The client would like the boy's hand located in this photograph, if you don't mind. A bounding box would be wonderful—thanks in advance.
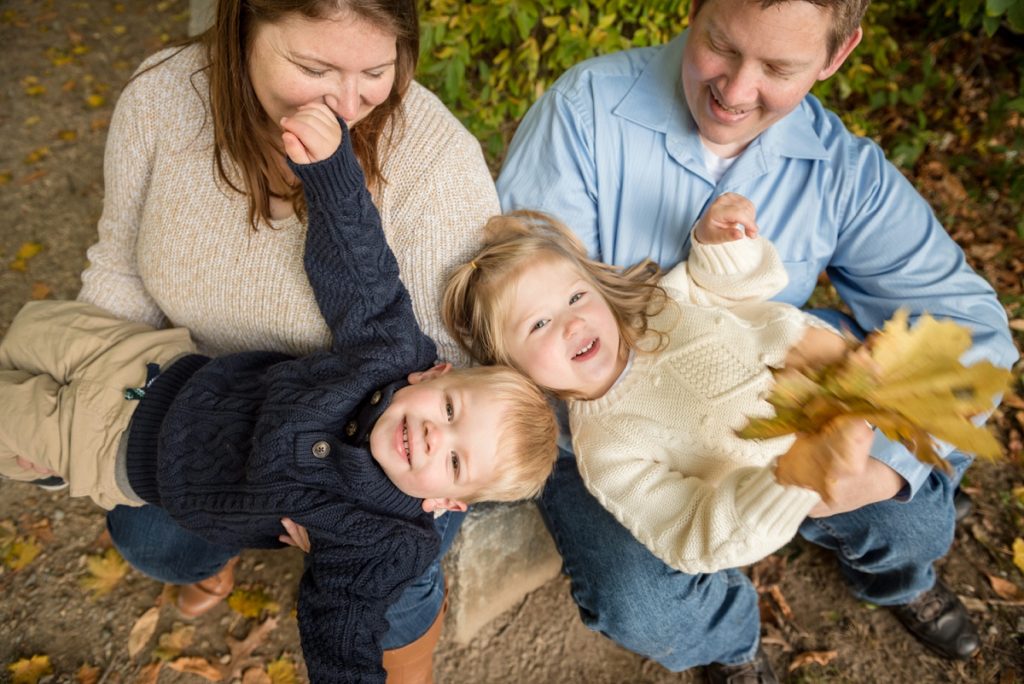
[774,417,875,507]
[694,192,759,244]
[281,102,342,165]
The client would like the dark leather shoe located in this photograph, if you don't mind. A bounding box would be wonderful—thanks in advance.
[176,556,239,618]
[890,581,980,660]
[953,487,972,523]
[705,645,778,684]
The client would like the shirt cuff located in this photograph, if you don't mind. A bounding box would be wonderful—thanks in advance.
[870,430,934,500]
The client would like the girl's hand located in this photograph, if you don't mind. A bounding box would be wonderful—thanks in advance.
[694,192,759,244]
[278,517,312,553]
[280,102,342,165]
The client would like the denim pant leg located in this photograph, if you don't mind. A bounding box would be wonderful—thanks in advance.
[538,448,761,670]
[381,508,465,649]
[107,504,238,583]
[109,502,466,650]
[798,453,967,606]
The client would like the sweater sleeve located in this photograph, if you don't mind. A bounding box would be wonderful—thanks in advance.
[77,53,168,327]
[290,130,437,371]
[659,236,789,307]
[572,416,820,575]
[296,508,440,683]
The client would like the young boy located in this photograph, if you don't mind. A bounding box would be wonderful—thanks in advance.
[0,104,558,682]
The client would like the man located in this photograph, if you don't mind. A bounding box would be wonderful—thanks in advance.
[497,0,1018,681]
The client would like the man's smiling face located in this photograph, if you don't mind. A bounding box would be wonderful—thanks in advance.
[681,0,860,158]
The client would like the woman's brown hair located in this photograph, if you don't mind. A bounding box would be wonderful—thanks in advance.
[158,0,418,230]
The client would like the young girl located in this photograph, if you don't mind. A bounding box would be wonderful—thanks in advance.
[443,196,872,575]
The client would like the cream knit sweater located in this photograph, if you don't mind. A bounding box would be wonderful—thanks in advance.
[571,236,825,575]
[78,45,497,364]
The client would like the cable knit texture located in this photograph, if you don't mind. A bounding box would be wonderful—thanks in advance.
[571,236,823,575]
[77,44,497,364]
[123,135,440,683]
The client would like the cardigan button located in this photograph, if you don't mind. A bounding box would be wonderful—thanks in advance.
[370,390,382,405]
[312,440,331,458]
[345,421,358,437]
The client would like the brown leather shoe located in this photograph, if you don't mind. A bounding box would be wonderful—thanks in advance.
[176,556,239,618]
[381,584,448,684]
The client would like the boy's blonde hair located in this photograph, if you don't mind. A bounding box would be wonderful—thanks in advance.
[447,365,558,502]
[443,210,669,397]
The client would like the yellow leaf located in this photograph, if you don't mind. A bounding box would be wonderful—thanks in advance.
[1012,486,1024,506]
[266,657,298,684]
[127,607,160,659]
[1013,538,1024,576]
[23,116,41,127]
[23,147,50,165]
[79,547,128,597]
[10,242,44,272]
[85,94,105,108]
[57,129,78,141]
[8,655,52,684]
[0,171,11,185]
[72,44,89,55]
[153,623,195,661]
[227,586,281,618]
[4,536,42,571]
[737,311,1012,467]
[112,24,126,35]
[24,84,46,96]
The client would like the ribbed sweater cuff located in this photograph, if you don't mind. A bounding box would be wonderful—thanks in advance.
[689,235,764,275]
[288,122,366,208]
[732,466,820,540]
[125,354,210,506]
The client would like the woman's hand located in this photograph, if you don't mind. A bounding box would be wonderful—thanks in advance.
[278,517,312,553]
[280,102,342,165]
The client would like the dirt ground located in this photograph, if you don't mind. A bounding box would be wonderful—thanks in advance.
[1,1,1023,683]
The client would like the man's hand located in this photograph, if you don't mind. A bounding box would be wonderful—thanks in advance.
[805,457,905,517]
[775,417,877,507]
[694,192,759,244]
[280,102,342,165]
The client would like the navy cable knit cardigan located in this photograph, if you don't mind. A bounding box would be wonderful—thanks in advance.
[123,128,441,683]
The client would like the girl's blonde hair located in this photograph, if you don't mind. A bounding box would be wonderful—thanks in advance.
[443,210,669,396]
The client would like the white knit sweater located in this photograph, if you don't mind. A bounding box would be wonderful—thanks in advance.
[570,236,825,575]
[78,45,498,364]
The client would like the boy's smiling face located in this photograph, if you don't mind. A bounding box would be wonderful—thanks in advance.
[369,364,503,512]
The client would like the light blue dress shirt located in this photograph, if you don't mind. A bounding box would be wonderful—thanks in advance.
[498,32,1017,498]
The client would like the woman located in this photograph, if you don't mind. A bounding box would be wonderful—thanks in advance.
[76,0,497,679]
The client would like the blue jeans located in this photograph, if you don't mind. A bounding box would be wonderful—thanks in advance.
[107,503,464,648]
[538,310,966,670]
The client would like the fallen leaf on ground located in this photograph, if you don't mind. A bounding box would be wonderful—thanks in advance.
[223,617,280,680]
[7,655,52,684]
[153,623,195,661]
[75,663,101,684]
[228,586,281,618]
[1013,538,1024,575]
[4,536,42,571]
[787,650,838,672]
[769,585,795,621]
[135,662,162,684]
[30,282,52,300]
[79,547,128,597]
[266,657,298,684]
[987,574,1023,600]
[9,242,44,271]
[167,657,222,682]
[242,668,272,684]
[127,607,160,658]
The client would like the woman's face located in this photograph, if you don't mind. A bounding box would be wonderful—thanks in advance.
[248,11,398,130]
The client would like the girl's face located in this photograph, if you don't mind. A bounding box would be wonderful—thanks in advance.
[248,11,397,131]
[502,257,627,400]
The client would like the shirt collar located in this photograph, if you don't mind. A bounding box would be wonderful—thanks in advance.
[612,30,829,164]
[343,377,410,447]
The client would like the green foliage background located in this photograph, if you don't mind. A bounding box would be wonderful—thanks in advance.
[417,0,1024,226]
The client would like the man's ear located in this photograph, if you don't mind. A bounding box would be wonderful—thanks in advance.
[407,362,454,386]
[421,497,469,513]
[818,26,863,81]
